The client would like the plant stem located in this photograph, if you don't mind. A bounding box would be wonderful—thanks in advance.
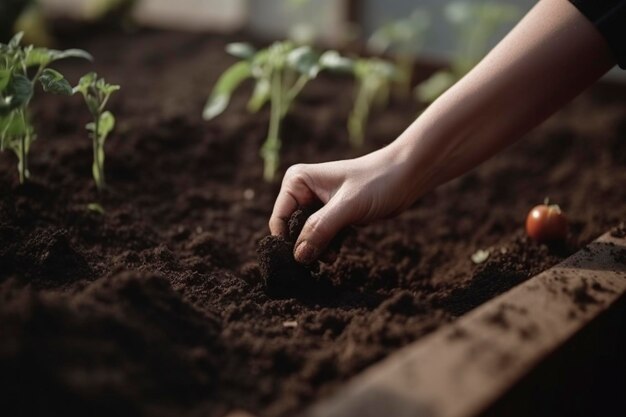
[93,114,104,191]
[286,73,309,109]
[19,110,27,184]
[262,69,283,182]
[19,134,25,184]
[395,55,413,99]
[348,78,370,148]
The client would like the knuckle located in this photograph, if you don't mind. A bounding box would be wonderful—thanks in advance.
[285,164,308,183]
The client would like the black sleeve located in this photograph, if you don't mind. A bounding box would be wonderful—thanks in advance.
[569,0,626,68]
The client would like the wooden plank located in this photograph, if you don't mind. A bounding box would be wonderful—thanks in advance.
[305,231,626,417]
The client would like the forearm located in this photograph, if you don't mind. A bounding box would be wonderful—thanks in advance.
[388,0,615,201]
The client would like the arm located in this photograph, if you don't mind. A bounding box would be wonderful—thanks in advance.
[270,0,616,264]
[388,0,615,196]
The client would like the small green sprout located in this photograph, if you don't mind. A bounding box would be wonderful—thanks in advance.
[87,202,106,215]
[0,32,92,183]
[347,58,397,148]
[368,10,430,98]
[416,1,519,103]
[204,41,350,181]
[74,72,119,191]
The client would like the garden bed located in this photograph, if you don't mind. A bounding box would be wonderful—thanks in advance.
[1,28,625,417]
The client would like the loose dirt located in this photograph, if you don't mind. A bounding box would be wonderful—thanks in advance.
[0,27,624,417]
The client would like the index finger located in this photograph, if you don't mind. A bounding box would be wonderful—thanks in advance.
[269,171,317,236]
[269,190,299,237]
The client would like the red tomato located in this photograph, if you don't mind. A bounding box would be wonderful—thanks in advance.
[525,204,568,242]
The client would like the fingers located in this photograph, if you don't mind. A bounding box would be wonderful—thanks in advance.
[269,191,298,237]
[269,165,317,237]
[294,195,354,264]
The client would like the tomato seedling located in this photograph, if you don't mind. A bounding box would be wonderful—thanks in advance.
[0,32,92,183]
[74,72,120,191]
[347,57,397,148]
[203,41,350,181]
[416,1,519,103]
[526,201,568,243]
[368,9,430,98]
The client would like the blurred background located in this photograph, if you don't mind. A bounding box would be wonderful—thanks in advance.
[3,0,624,80]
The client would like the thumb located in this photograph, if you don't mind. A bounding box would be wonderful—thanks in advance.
[293,197,354,264]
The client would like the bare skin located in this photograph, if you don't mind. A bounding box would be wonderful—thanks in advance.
[269,0,616,264]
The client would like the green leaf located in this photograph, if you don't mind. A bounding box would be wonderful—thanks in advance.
[415,70,456,103]
[0,111,29,152]
[39,68,73,95]
[74,71,97,95]
[86,96,100,116]
[247,78,270,113]
[25,47,93,68]
[50,48,93,62]
[226,42,256,59]
[0,112,27,139]
[203,60,252,120]
[97,111,115,139]
[101,82,120,96]
[319,51,354,73]
[8,32,24,49]
[24,48,53,67]
[353,58,396,81]
[7,75,33,109]
[287,46,320,78]
[0,70,11,92]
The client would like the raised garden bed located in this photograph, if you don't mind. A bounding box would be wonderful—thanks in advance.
[307,230,626,417]
[0,28,625,417]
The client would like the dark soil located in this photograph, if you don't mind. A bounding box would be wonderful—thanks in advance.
[0,27,625,417]
[258,208,320,297]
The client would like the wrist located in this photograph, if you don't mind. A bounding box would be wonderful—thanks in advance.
[383,117,449,202]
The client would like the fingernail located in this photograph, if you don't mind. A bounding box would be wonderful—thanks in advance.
[294,241,317,264]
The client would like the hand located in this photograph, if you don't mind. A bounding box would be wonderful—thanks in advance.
[269,146,417,264]
[270,0,615,265]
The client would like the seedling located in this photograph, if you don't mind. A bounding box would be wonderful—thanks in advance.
[0,32,92,183]
[416,1,519,103]
[74,72,119,191]
[203,41,351,181]
[347,58,397,148]
[368,10,430,98]
[87,202,106,215]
